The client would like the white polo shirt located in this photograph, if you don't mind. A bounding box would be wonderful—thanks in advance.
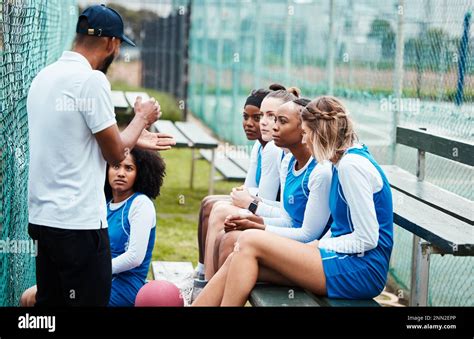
[27,51,116,230]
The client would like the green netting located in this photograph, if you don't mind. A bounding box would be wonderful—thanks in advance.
[188,0,473,306]
[0,0,77,307]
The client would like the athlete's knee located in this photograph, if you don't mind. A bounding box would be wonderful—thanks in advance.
[202,195,218,208]
[201,197,215,215]
[233,229,261,252]
[221,231,238,246]
[220,231,240,253]
[19,291,28,307]
[210,201,231,220]
[20,286,36,307]
[213,200,229,210]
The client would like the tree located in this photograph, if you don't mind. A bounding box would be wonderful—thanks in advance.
[404,28,451,98]
[368,18,396,59]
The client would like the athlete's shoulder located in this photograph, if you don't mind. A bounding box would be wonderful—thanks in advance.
[281,152,293,166]
[130,194,156,212]
[309,160,332,185]
[251,140,260,151]
[249,141,260,159]
[262,140,282,155]
[338,153,383,191]
[339,152,372,173]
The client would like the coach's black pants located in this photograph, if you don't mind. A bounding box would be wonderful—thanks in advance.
[28,223,112,307]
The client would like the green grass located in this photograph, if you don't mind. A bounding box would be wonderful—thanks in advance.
[149,148,238,273]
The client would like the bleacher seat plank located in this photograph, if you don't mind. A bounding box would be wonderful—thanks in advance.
[124,91,151,107]
[200,150,247,181]
[152,261,194,281]
[152,261,194,305]
[152,120,191,147]
[175,121,218,149]
[111,90,129,110]
[250,284,380,307]
[227,150,251,172]
[396,126,474,166]
[249,284,320,307]
[383,165,473,225]
[392,189,473,256]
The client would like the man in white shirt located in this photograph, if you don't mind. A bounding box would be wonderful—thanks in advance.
[27,4,174,306]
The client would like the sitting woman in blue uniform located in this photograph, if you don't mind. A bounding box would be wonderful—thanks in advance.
[20,148,166,307]
[192,96,393,306]
[200,85,285,280]
[212,97,333,271]
[195,87,276,280]
[105,148,165,307]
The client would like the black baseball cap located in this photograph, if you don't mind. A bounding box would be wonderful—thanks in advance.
[76,4,136,47]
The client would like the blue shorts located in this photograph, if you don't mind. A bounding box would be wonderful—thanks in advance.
[108,275,144,307]
[319,248,389,299]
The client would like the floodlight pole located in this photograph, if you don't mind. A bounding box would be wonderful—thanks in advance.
[254,1,262,89]
[391,0,405,164]
[327,0,335,95]
[284,0,293,85]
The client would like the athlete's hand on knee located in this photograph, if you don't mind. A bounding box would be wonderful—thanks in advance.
[246,214,264,225]
[134,96,161,128]
[224,215,265,232]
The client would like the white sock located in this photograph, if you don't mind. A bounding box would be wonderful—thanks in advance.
[196,262,205,274]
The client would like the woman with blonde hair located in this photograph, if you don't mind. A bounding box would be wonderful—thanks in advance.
[192,96,393,306]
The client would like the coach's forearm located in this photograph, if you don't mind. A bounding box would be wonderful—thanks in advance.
[119,115,148,151]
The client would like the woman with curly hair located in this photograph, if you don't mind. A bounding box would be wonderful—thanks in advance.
[20,148,166,307]
[105,148,165,306]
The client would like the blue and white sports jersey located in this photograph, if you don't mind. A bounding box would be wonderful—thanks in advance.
[327,145,393,257]
[255,144,262,186]
[262,155,332,242]
[283,155,317,228]
[318,144,393,299]
[246,141,282,201]
[107,193,155,306]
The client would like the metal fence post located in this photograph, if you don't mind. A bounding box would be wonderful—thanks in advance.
[208,148,216,195]
[327,0,335,95]
[391,0,405,165]
[410,125,430,306]
[410,237,431,306]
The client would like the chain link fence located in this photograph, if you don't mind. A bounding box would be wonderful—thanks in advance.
[188,0,473,306]
[0,0,77,306]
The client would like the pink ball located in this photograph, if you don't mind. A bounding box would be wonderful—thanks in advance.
[135,280,184,307]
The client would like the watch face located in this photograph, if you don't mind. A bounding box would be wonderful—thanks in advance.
[249,201,258,213]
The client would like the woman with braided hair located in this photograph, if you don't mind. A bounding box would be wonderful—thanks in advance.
[192,96,393,306]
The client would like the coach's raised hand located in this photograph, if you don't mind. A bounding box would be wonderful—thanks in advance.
[95,96,166,166]
[134,96,161,128]
[136,129,176,151]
